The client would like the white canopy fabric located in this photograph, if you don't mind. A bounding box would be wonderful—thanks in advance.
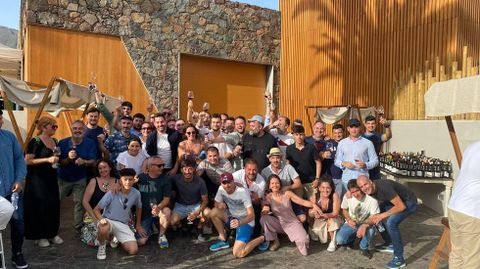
[315,106,376,123]
[425,75,480,117]
[0,75,121,116]
[0,47,22,79]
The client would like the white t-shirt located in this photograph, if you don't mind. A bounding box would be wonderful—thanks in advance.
[448,141,480,218]
[269,128,294,160]
[215,186,254,227]
[116,149,149,175]
[206,132,232,159]
[232,169,266,198]
[156,133,172,169]
[341,194,379,224]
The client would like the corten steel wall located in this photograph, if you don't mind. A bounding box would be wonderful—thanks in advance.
[280,0,480,129]
[24,25,151,139]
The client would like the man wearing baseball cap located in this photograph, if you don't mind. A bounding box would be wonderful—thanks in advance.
[242,115,277,171]
[334,119,378,191]
[208,172,266,257]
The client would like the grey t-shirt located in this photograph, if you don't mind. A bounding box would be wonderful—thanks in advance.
[261,163,299,187]
[197,159,233,185]
[98,189,142,225]
[372,179,417,204]
[172,175,208,205]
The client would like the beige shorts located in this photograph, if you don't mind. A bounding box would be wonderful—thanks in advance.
[99,219,136,243]
[310,217,342,243]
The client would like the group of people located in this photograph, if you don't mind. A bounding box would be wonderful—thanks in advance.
[0,96,420,269]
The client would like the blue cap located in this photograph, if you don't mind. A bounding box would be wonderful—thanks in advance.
[248,115,264,125]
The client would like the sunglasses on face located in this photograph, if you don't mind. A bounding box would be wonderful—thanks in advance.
[186,132,196,135]
[151,163,164,168]
[47,124,58,130]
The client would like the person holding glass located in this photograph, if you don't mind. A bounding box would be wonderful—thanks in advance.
[24,116,62,247]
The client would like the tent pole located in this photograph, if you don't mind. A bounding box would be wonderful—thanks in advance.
[23,77,58,150]
[1,90,24,146]
[306,107,313,134]
[445,116,463,167]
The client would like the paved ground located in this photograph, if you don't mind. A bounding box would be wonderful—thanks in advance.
[2,197,448,269]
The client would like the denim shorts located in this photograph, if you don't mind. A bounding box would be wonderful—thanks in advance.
[226,216,253,243]
[135,216,158,239]
[172,202,201,219]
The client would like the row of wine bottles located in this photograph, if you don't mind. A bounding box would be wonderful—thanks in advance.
[379,151,453,179]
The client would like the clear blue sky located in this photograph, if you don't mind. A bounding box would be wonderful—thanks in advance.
[0,0,278,30]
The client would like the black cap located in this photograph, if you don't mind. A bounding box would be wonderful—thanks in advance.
[348,118,361,127]
[120,115,133,121]
[365,115,376,122]
[292,125,305,134]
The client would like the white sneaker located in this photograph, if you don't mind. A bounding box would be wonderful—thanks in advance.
[97,244,107,260]
[109,236,119,248]
[327,240,337,252]
[38,239,50,247]
[51,235,64,245]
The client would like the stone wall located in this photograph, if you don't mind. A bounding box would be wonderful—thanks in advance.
[23,0,280,110]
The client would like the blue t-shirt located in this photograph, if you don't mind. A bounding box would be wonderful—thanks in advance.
[58,137,97,182]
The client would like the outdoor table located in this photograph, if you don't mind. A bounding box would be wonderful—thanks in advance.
[380,169,453,217]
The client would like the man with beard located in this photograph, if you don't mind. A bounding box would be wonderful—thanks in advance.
[232,159,266,237]
[205,114,232,160]
[208,116,246,148]
[145,112,182,175]
[84,107,105,141]
[242,115,277,171]
[170,158,210,241]
[58,120,97,232]
[224,117,235,134]
[267,115,294,159]
[105,115,137,165]
[130,113,146,137]
[357,175,417,268]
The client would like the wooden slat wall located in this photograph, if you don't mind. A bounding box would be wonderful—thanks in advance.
[280,0,480,128]
[24,25,152,139]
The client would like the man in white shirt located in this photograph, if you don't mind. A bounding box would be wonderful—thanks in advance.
[232,159,265,237]
[448,140,480,269]
[205,114,233,160]
[336,179,379,259]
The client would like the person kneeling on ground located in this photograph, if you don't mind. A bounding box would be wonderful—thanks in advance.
[336,179,379,259]
[208,172,265,258]
[93,168,143,260]
[260,174,322,255]
[170,158,210,241]
[309,177,342,252]
[135,156,172,249]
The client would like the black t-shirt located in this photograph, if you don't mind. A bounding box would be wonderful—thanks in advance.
[363,132,382,179]
[242,132,277,170]
[135,173,172,220]
[172,175,207,205]
[286,143,320,183]
[372,179,417,204]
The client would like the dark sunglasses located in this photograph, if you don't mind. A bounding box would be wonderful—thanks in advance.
[48,124,59,130]
[152,163,164,168]
[186,132,196,135]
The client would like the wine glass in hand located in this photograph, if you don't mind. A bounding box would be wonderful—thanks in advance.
[52,146,61,168]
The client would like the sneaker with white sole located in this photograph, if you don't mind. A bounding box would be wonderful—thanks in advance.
[327,240,337,252]
[375,243,394,253]
[97,244,107,260]
[197,233,207,242]
[109,237,119,248]
[51,236,64,245]
[158,234,169,248]
[11,253,28,269]
[37,239,50,247]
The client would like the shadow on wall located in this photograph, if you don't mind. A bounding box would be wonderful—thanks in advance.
[291,0,474,117]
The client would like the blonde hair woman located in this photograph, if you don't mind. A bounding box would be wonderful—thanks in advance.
[24,116,63,247]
